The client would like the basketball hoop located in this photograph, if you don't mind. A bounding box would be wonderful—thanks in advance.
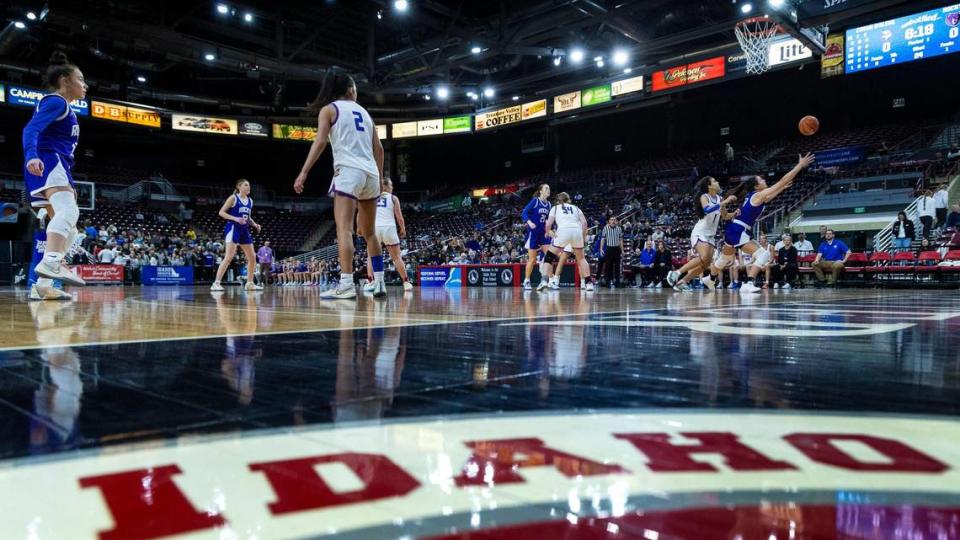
[735,16,781,75]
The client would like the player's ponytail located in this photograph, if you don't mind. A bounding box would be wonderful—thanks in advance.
[45,51,77,91]
[692,176,714,219]
[234,178,249,195]
[730,176,761,206]
[555,192,571,205]
[309,71,356,114]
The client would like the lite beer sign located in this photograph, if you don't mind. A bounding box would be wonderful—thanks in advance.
[3,413,958,538]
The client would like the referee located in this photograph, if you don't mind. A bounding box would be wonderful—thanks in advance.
[600,216,623,287]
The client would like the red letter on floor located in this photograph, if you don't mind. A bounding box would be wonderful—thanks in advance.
[79,465,225,540]
[614,432,796,472]
[453,437,628,486]
[250,452,420,515]
[784,433,949,472]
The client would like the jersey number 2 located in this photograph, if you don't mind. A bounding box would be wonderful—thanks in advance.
[353,111,366,132]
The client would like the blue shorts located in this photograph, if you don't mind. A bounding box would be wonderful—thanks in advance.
[525,228,548,250]
[225,222,253,245]
[723,222,753,248]
[25,152,75,208]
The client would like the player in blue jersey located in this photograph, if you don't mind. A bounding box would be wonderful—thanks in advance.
[22,52,89,300]
[521,184,556,291]
[703,153,815,294]
[212,179,263,292]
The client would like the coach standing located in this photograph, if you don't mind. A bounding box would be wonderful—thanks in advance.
[600,216,623,287]
[257,241,274,284]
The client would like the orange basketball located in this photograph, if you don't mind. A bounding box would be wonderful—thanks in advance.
[799,115,819,136]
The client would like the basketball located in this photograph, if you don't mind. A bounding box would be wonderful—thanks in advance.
[799,115,820,136]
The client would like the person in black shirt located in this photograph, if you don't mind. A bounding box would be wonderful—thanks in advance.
[771,233,799,289]
[653,240,672,288]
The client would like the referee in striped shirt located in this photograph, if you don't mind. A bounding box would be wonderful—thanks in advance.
[600,216,623,287]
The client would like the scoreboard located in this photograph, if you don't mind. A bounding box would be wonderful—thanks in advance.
[845,3,960,73]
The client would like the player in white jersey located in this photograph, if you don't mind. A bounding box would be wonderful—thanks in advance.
[361,178,413,292]
[544,192,594,291]
[294,72,386,300]
[668,176,738,292]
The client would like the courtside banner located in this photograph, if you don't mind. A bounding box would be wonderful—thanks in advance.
[463,264,521,287]
[172,114,238,135]
[7,85,89,115]
[376,124,388,139]
[475,105,522,131]
[652,56,725,92]
[443,116,472,133]
[392,121,417,139]
[418,266,454,287]
[76,265,124,284]
[521,99,547,120]
[141,265,194,285]
[272,124,318,141]
[553,90,581,113]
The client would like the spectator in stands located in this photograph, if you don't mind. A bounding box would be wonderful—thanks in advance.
[934,185,949,228]
[653,240,672,288]
[725,143,734,163]
[600,216,624,288]
[633,240,657,287]
[98,244,116,264]
[651,228,665,243]
[918,189,937,239]
[892,211,915,251]
[795,232,814,256]
[771,233,798,289]
[917,238,935,255]
[812,229,850,287]
[946,204,960,230]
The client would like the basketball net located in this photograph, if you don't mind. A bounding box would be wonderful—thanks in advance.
[735,16,781,75]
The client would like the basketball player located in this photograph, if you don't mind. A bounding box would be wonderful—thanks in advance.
[544,192,594,291]
[668,177,738,291]
[521,184,556,291]
[294,72,386,300]
[212,179,263,291]
[363,178,414,292]
[22,52,89,300]
[703,153,815,293]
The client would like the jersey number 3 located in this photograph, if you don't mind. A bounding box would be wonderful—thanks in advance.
[352,111,366,132]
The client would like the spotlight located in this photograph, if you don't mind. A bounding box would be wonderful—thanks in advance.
[243,12,253,22]
[483,87,494,98]
[569,48,585,64]
[377,10,383,19]
[394,0,408,12]
[436,86,449,99]
[512,96,519,101]
[471,46,482,54]
[26,12,37,21]
[14,21,26,29]
[623,68,632,74]
[768,0,785,7]
[424,94,431,101]
[136,75,147,83]
[741,3,753,14]
[596,59,605,68]
[204,53,216,61]
[216,4,229,14]
[553,57,561,66]
[612,49,629,66]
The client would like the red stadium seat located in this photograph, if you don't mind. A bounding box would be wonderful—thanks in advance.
[916,251,942,271]
[844,252,868,272]
[866,252,892,273]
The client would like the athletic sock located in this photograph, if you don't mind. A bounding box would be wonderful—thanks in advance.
[37,277,53,288]
[42,251,64,265]
[340,273,353,287]
[677,271,688,281]
[371,255,384,284]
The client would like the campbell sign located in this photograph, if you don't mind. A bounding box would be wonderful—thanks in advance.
[2,412,958,538]
[652,56,726,92]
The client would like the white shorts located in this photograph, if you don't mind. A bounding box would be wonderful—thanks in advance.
[552,228,584,249]
[690,233,716,249]
[329,166,380,201]
[376,226,400,247]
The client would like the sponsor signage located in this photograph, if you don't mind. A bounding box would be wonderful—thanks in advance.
[553,90,581,113]
[141,265,194,285]
[821,33,846,78]
[768,37,814,67]
[443,115,472,133]
[4,412,959,539]
[0,202,17,224]
[272,123,317,141]
[845,3,960,74]
[475,105,522,131]
[239,121,269,137]
[581,84,612,106]
[416,119,443,137]
[0,83,4,103]
[652,56,726,92]
[521,99,547,120]
[392,121,418,139]
[91,101,161,128]
[6,85,89,115]
[376,124,388,140]
[418,265,459,287]
[611,75,644,96]
[463,264,519,287]
[816,146,867,167]
[172,114,237,135]
[76,264,124,284]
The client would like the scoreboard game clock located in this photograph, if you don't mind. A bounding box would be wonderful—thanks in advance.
[845,3,960,73]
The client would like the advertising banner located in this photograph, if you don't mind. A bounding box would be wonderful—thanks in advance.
[91,101,162,128]
[463,264,520,287]
[7,85,89,115]
[239,121,269,137]
[553,90,581,113]
[0,202,17,223]
[443,116,472,133]
[0,83,5,103]
[172,114,238,135]
[272,124,317,141]
[581,84,612,106]
[141,265,194,285]
[475,105,522,130]
[76,264,124,284]
[821,33,846,78]
[521,99,547,120]
[816,146,867,167]
[376,124,388,139]
[768,37,814,67]
[126,106,162,127]
[418,266,458,288]
[532,263,577,287]
[652,56,725,92]
[417,119,443,137]
[611,75,644,96]
[392,121,418,139]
